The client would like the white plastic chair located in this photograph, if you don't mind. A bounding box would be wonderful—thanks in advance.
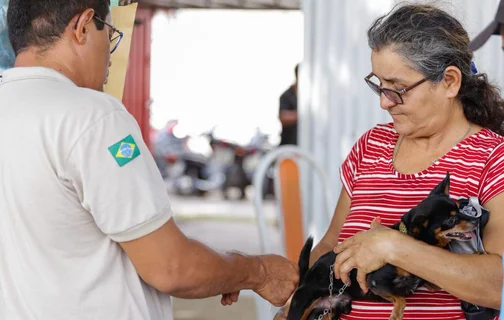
[249,145,333,320]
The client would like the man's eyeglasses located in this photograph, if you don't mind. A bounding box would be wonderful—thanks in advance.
[364,73,428,104]
[93,16,124,54]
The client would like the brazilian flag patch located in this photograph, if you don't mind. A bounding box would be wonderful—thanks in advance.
[108,135,141,167]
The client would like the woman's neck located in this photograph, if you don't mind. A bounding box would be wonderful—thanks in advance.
[406,119,473,151]
[393,109,480,174]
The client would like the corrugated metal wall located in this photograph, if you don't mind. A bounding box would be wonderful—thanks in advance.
[300,0,504,242]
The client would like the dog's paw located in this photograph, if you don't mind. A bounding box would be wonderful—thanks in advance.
[328,293,352,316]
[423,282,441,292]
[273,309,287,320]
[330,314,341,320]
[273,303,289,320]
[338,294,352,315]
[329,296,351,320]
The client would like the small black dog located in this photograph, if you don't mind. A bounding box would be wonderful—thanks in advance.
[287,173,488,320]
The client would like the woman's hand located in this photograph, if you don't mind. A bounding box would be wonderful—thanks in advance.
[332,217,401,293]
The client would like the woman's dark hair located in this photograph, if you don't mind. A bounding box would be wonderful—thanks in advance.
[367,3,504,135]
[7,0,110,55]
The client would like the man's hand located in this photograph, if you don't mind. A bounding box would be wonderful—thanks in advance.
[221,291,240,306]
[253,254,299,307]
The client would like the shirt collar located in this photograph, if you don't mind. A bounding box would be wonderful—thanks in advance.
[0,66,77,87]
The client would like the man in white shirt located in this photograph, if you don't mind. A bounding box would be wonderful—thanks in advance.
[0,1,299,319]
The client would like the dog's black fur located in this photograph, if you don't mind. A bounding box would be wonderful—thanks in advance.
[287,173,488,320]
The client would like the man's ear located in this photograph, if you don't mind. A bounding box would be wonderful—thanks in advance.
[430,172,450,196]
[72,9,95,45]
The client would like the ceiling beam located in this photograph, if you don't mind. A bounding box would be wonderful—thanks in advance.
[138,0,300,10]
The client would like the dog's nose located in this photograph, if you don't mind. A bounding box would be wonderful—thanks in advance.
[371,280,377,288]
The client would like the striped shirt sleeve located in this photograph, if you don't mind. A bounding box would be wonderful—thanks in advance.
[339,128,372,197]
[479,142,504,205]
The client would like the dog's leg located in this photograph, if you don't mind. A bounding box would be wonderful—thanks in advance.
[424,282,441,292]
[274,301,290,320]
[329,293,352,320]
[333,293,352,315]
[388,296,406,320]
[297,294,352,320]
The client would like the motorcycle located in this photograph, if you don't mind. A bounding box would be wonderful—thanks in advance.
[152,121,225,196]
[208,130,275,200]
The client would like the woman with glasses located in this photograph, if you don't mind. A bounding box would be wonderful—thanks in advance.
[308,4,504,320]
[0,1,299,319]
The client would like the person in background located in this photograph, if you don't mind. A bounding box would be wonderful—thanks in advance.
[0,1,299,319]
[279,64,299,146]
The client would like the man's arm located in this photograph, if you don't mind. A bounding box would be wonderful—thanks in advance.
[279,110,298,126]
[61,108,298,304]
[119,218,299,306]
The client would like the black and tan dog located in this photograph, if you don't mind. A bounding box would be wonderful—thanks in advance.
[285,173,488,320]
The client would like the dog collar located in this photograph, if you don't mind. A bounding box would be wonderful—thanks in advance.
[399,222,408,234]
[459,197,485,218]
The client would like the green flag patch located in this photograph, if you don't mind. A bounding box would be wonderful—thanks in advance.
[108,135,141,167]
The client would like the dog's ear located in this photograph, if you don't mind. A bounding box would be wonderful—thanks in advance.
[403,196,457,235]
[298,237,313,284]
[480,209,490,229]
[401,206,425,235]
[287,286,309,320]
[430,172,450,196]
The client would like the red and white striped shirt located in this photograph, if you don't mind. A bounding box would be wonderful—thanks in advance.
[338,122,504,320]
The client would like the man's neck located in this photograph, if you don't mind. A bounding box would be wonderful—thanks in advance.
[14,48,83,87]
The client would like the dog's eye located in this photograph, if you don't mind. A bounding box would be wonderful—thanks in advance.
[445,216,457,227]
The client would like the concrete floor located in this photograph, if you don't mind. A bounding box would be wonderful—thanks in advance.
[169,191,284,320]
[173,295,258,320]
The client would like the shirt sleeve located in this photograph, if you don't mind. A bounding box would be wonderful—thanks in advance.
[339,129,372,197]
[478,142,504,205]
[65,109,172,242]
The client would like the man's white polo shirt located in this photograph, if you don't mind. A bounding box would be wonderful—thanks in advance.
[0,67,174,320]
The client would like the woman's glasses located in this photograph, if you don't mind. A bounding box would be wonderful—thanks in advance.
[364,73,428,104]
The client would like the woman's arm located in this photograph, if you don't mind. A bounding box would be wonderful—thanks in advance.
[393,194,504,309]
[309,189,351,266]
[389,233,501,309]
[334,193,504,310]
